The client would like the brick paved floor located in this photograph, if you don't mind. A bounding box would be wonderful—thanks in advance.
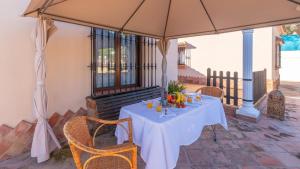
[1,82,300,169]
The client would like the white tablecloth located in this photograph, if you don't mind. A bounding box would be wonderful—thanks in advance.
[115,95,228,169]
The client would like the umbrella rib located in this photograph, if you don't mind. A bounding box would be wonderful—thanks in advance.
[166,16,300,39]
[24,0,68,16]
[39,0,55,14]
[288,0,300,5]
[199,0,217,32]
[120,0,146,32]
[43,12,161,38]
[163,0,172,39]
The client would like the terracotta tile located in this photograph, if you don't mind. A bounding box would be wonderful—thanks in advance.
[187,149,213,166]
[276,142,300,154]
[255,152,284,167]
[0,141,11,158]
[14,121,33,136]
[271,152,300,168]
[0,125,13,138]
[229,131,246,139]
[258,142,287,153]
[240,166,267,169]
[218,140,240,149]
[63,110,75,121]
[75,107,87,116]
[2,122,32,143]
[223,149,260,166]
[242,143,264,152]
[48,112,62,127]
[174,164,192,169]
[210,151,231,166]
[177,148,189,165]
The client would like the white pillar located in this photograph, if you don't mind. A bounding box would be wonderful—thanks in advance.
[237,29,260,119]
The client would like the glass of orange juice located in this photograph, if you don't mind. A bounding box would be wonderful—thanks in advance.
[156,104,162,112]
[187,96,193,103]
[182,95,187,103]
[147,102,153,109]
[196,94,201,101]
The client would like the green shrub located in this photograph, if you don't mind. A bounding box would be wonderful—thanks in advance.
[168,81,186,94]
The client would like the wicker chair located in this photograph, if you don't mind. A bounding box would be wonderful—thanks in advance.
[195,86,224,100]
[63,116,137,169]
[195,86,224,142]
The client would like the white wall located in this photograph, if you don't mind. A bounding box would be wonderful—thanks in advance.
[45,22,91,116]
[0,0,91,126]
[179,27,274,79]
[280,51,300,82]
[156,39,178,86]
[0,0,37,126]
[0,0,178,126]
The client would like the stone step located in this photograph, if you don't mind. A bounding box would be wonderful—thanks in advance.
[48,112,63,128]
[4,125,35,158]
[62,110,75,123]
[0,140,12,160]
[52,110,75,142]
[3,121,34,142]
[0,125,13,140]
[0,107,87,160]
[76,107,88,116]
[0,121,35,160]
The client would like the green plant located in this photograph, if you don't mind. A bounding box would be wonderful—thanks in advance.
[168,81,185,94]
[51,145,73,161]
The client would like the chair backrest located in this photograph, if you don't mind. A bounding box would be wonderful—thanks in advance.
[196,86,224,99]
[64,116,134,169]
[64,116,93,147]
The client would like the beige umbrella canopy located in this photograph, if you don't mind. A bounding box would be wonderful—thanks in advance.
[24,0,300,39]
[24,0,300,92]
[23,1,300,162]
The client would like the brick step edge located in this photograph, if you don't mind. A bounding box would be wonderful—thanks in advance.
[0,108,87,160]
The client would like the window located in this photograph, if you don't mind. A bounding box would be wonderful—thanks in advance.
[120,34,137,86]
[94,29,116,88]
[92,28,158,96]
[177,42,194,67]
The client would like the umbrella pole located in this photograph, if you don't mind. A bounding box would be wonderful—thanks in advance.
[159,38,169,105]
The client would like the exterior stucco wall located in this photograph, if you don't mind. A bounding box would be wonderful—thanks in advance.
[271,27,281,82]
[45,22,91,118]
[0,0,36,126]
[0,0,91,126]
[179,27,274,80]
[0,0,178,127]
[280,51,300,82]
[156,39,179,86]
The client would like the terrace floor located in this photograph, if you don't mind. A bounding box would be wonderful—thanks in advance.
[1,81,300,169]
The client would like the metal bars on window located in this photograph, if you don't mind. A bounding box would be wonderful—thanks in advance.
[93,29,116,90]
[92,28,157,96]
[140,37,157,89]
[120,34,137,87]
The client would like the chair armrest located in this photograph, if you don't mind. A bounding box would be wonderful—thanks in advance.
[87,116,133,145]
[195,88,202,93]
[71,139,137,156]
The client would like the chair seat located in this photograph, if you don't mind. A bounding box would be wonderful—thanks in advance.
[88,143,135,169]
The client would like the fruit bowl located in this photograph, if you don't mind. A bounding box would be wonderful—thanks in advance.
[167,92,186,108]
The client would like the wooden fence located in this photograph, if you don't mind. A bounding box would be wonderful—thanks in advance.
[207,68,239,106]
[253,69,267,103]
